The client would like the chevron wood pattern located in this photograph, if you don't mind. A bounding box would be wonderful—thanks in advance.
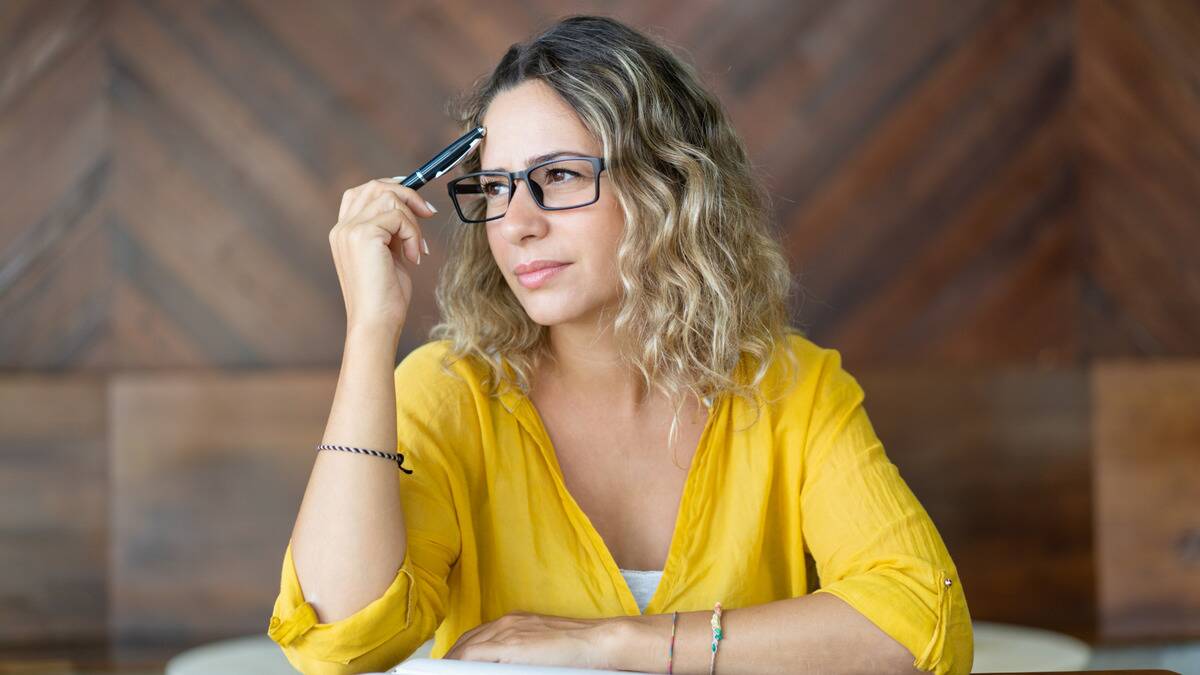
[0,0,1115,372]
[3,0,1197,369]
[755,0,1080,366]
[0,0,110,368]
[1080,0,1200,357]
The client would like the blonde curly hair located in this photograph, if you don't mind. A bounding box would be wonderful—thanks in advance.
[429,15,803,464]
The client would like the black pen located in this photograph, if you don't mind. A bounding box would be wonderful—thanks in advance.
[392,126,486,191]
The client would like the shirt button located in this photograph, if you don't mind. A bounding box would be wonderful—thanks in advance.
[944,577,953,587]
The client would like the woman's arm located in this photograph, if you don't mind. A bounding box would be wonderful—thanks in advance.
[270,338,464,674]
[290,324,407,623]
[613,592,921,674]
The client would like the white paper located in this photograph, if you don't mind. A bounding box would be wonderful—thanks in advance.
[374,657,652,674]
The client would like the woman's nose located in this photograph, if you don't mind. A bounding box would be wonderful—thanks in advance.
[498,178,548,239]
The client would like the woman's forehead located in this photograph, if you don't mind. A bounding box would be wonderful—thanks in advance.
[480,83,597,169]
[478,130,599,171]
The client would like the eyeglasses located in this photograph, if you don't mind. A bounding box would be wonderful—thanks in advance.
[446,156,607,223]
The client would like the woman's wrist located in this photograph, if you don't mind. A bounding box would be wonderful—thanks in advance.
[346,320,403,350]
[604,613,672,672]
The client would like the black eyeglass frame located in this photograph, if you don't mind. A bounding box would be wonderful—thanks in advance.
[446,156,607,224]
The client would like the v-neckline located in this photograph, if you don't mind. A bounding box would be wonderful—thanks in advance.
[511,390,722,616]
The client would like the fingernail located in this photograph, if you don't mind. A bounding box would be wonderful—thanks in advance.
[422,238,430,255]
[424,200,438,213]
[417,251,422,265]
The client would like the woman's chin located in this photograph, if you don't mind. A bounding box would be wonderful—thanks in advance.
[525,311,574,328]
[521,301,590,328]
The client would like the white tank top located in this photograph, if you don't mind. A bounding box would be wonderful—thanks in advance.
[619,568,664,613]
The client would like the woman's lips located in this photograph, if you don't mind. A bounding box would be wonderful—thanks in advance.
[516,262,570,289]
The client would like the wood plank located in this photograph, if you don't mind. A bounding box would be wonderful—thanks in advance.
[108,369,337,660]
[858,365,1095,640]
[0,377,108,650]
[1094,361,1200,641]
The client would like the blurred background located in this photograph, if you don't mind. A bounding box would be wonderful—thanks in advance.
[1,0,1197,673]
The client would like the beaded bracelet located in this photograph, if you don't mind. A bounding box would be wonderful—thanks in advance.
[709,601,723,675]
[666,610,678,674]
[316,443,413,474]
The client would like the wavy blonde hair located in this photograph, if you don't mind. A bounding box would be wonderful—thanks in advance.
[429,15,802,463]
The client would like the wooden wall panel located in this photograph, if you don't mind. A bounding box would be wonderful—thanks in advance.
[758,0,1082,367]
[1080,0,1200,358]
[1094,362,1200,641]
[106,0,347,367]
[108,370,337,662]
[859,367,1095,640]
[1,0,1105,371]
[0,0,111,368]
[0,377,108,659]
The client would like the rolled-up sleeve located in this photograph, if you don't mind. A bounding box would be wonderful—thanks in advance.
[267,348,469,674]
[268,535,453,674]
[800,348,973,674]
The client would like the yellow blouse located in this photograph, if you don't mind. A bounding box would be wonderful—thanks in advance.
[267,333,973,674]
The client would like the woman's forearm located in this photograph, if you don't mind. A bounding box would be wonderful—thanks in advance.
[290,324,407,624]
[613,593,921,674]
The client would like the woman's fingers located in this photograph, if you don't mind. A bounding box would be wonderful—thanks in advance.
[363,200,423,266]
[367,178,438,221]
[328,174,441,332]
[337,177,437,226]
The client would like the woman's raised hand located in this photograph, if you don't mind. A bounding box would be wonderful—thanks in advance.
[328,177,438,337]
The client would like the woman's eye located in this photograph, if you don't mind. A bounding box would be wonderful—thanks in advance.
[545,169,579,183]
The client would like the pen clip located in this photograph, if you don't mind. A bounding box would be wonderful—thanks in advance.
[433,137,482,180]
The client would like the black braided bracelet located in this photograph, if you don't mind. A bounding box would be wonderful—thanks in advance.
[316,443,413,474]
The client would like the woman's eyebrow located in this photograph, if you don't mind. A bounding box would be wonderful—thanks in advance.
[481,150,588,172]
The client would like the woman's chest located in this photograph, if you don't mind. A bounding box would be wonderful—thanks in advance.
[533,401,708,571]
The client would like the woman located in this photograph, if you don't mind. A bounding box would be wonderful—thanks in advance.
[268,14,972,675]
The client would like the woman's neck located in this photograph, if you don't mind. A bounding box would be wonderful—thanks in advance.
[541,322,650,416]
[538,319,709,423]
